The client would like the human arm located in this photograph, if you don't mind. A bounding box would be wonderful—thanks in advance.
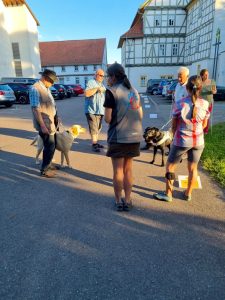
[30,86,49,134]
[171,117,178,136]
[103,89,115,123]
[211,80,217,94]
[104,108,112,124]
[84,80,105,97]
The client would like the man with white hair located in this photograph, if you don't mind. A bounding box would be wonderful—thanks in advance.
[174,66,189,102]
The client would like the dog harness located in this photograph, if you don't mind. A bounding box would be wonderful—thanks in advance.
[152,131,173,146]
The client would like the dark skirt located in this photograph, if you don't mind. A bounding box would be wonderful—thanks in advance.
[106,143,140,158]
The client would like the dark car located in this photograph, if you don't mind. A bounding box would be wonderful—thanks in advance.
[53,84,66,100]
[62,84,73,98]
[0,83,16,107]
[50,86,59,100]
[5,82,30,104]
[214,86,225,101]
[146,79,162,95]
[70,84,84,96]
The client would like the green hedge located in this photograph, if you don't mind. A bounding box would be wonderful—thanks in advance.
[201,122,225,187]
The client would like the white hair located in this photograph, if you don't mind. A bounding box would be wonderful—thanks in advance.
[177,66,189,76]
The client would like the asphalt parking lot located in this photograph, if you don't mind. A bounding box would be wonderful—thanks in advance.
[0,95,225,299]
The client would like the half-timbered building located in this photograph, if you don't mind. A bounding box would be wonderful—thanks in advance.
[118,0,225,92]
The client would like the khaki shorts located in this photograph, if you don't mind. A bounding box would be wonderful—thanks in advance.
[85,113,103,136]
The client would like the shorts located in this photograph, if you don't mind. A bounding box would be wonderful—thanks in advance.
[168,144,204,164]
[86,113,103,136]
[106,143,140,158]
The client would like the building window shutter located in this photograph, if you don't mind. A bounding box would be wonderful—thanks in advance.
[14,61,23,77]
[12,43,21,59]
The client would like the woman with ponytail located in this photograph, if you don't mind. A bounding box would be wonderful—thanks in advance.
[154,75,210,203]
[104,63,143,211]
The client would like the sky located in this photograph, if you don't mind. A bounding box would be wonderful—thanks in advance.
[26,0,145,64]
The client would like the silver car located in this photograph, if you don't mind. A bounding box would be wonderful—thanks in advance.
[0,84,16,107]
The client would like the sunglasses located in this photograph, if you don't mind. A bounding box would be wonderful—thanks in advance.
[97,74,104,77]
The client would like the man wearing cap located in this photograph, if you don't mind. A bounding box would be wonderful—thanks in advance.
[30,69,59,178]
[84,69,106,152]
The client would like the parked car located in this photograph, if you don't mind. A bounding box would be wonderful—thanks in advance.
[62,84,73,98]
[5,82,30,104]
[50,86,59,100]
[0,83,16,107]
[53,84,66,100]
[162,80,178,97]
[70,84,84,96]
[213,86,225,101]
[146,79,162,94]
[166,81,178,100]
[157,80,170,95]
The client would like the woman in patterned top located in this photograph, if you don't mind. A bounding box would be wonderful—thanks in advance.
[200,69,217,134]
[154,75,210,202]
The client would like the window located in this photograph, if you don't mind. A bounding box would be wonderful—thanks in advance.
[61,66,66,72]
[66,77,70,82]
[168,16,175,26]
[188,42,192,56]
[195,36,200,53]
[140,76,147,87]
[84,77,88,87]
[155,17,161,27]
[12,43,21,59]
[159,44,166,56]
[14,61,23,77]
[59,77,64,84]
[75,77,80,84]
[172,43,178,56]
[83,65,88,71]
[93,65,97,71]
[74,65,78,71]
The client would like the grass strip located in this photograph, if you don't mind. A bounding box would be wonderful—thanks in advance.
[201,122,225,188]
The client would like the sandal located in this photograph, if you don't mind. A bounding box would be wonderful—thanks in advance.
[123,200,133,211]
[183,191,192,201]
[115,201,123,212]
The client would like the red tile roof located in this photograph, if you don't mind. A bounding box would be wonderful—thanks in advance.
[118,17,144,48]
[39,39,106,66]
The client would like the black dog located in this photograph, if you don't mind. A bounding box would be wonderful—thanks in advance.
[143,127,173,167]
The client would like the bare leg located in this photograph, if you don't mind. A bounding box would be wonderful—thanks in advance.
[111,158,124,203]
[186,162,198,197]
[64,152,70,168]
[123,157,133,203]
[61,152,64,167]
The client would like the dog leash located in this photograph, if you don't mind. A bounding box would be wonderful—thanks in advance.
[159,118,172,131]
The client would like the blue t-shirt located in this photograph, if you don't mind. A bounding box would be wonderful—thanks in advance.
[84,79,105,115]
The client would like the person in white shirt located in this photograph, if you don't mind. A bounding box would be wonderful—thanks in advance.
[174,67,189,102]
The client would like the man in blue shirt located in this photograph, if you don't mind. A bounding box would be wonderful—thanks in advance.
[84,69,106,152]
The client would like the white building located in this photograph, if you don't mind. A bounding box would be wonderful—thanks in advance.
[39,39,107,87]
[118,0,225,92]
[0,0,41,79]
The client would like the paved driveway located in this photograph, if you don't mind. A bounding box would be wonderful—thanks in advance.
[0,96,225,299]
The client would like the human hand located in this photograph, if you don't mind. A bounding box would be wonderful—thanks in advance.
[40,124,49,134]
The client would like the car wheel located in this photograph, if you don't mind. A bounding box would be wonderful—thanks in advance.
[18,94,29,104]
[5,103,13,108]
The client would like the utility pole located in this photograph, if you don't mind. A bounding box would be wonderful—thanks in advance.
[212,28,221,80]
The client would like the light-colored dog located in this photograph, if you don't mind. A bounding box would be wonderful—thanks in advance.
[31,125,86,168]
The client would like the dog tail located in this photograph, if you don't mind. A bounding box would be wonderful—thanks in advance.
[30,135,39,146]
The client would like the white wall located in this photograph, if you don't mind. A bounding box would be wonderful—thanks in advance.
[0,2,41,79]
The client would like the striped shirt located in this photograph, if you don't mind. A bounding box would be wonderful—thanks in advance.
[172,96,210,147]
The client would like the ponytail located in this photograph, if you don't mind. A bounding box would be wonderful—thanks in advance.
[186,75,202,119]
[123,74,131,89]
[191,85,198,119]
[107,63,132,90]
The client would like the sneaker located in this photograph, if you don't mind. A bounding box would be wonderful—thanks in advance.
[92,144,100,152]
[153,192,172,202]
[97,143,104,149]
[49,164,60,170]
[115,201,123,212]
[40,170,56,178]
